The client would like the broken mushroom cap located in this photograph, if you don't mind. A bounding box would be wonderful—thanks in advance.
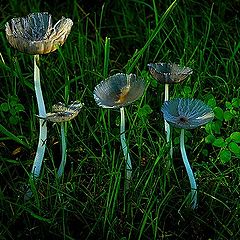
[5,12,73,55]
[43,101,83,123]
[93,73,145,108]
[147,63,193,84]
[161,98,214,129]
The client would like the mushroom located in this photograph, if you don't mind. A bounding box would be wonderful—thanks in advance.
[39,101,83,178]
[93,73,145,186]
[5,12,73,55]
[148,63,193,157]
[161,98,214,208]
[5,12,73,182]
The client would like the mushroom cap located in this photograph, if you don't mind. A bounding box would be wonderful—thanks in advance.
[45,101,83,123]
[46,111,79,123]
[5,12,73,55]
[52,101,83,112]
[161,98,214,129]
[147,63,193,84]
[93,73,145,109]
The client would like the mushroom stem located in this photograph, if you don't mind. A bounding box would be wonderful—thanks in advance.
[31,54,47,178]
[57,122,67,177]
[120,107,132,186]
[180,129,197,209]
[164,83,169,102]
[164,83,173,158]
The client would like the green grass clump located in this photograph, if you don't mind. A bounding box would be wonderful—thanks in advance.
[0,0,240,239]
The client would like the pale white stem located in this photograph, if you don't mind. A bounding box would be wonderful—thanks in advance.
[164,83,169,102]
[31,54,47,178]
[57,122,67,177]
[164,83,173,158]
[25,55,47,200]
[180,129,198,209]
[120,107,132,184]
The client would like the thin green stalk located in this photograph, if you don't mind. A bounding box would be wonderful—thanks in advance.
[125,0,177,73]
[0,124,29,148]
[103,37,110,78]
[57,122,67,177]
[120,107,132,186]
[164,84,173,158]
[152,0,159,25]
[180,129,197,209]
[31,54,47,178]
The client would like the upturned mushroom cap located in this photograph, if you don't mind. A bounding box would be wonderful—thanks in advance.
[5,12,73,55]
[43,101,83,123]
[93,73,145,108]
[161,98,214,129]
[147,63,193,84]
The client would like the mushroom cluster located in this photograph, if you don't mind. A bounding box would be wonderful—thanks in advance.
[148,63,193,157]
[5,12,73,199]
[148,62,214,208]
[5,13,214,209]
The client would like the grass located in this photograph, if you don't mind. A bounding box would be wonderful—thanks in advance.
[0,0,240,239]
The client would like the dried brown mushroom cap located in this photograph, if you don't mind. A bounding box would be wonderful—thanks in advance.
[93,73,145,108]
[5,12,73,55]
[147,63,193,84]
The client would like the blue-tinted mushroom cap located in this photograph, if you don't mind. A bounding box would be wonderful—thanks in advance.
[147,63,193,84]
[93,73,145,108]
[161,98,214,129]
